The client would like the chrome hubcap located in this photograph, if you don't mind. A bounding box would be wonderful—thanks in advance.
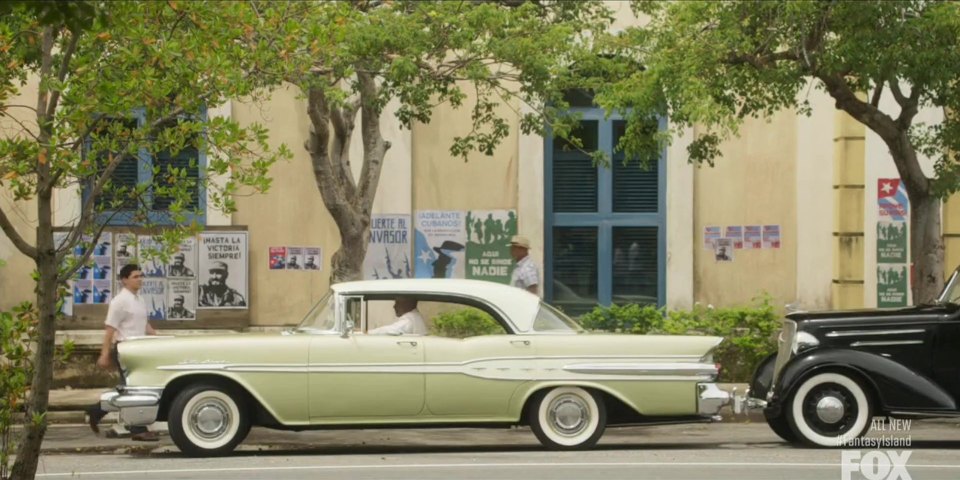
[815,395,845,424]
[191,399,230,439]
[549,396,589,435]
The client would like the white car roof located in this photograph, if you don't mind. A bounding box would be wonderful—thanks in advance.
[331,279,542,333]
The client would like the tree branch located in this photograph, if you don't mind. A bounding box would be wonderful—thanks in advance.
[0,206,38,259]
[45,30,80,120]
[870,82,884,107]
[356,71,389,213]
[889,78,908,107]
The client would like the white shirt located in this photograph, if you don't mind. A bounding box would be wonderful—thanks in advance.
[370,309,427,335]
[511,255,539,291]
[104,288,149,342]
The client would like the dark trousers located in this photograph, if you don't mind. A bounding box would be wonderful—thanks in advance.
[88,343,147,434]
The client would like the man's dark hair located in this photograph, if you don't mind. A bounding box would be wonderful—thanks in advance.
[119,263,140,279]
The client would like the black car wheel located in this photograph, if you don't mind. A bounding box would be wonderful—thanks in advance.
[786,372,872,447]
[764,411,797,442]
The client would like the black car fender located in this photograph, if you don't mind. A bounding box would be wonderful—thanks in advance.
[769,348,956,414]
[748,352,777,401]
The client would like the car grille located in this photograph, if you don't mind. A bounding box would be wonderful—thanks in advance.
[771,319,797,389]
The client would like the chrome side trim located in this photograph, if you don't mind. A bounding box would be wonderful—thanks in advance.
[562,362,718,377]
[850,340,924,347]
[826,329,926,338]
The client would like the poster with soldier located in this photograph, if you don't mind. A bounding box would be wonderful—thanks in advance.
[141,278,167,320]
[414,211,466,279]
[198,232,248,309]
[167,238,197,278]
[138,235,167,277]
[364,214,411,280]
[114,233,137,274]
[285,246,304,270]
[167,279,197,320]
[465,210,516,284]
[304,247,321,271]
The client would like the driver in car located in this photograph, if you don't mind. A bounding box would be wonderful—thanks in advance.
[369,297,427,335]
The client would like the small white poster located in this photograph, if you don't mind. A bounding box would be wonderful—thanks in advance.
[167,237,197,278]
[198,232,248,308]
[167,279,197,320]
[138,235,167,278]
[114,233,137,274]
[364,214,411,280]
[304,247,321,270]
[286,246,304,270]
[140,278,167,320]
[714,238,734,262]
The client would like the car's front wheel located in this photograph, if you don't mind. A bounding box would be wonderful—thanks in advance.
[168,383,251,457]
[528,386,607,450]
[786,372,872,447]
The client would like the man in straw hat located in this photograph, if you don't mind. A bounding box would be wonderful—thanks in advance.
[508,235,539,295]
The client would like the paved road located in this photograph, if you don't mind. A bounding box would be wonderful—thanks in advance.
[33,422,960,479]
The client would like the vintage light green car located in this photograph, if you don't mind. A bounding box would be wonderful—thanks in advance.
[102,279,732,456]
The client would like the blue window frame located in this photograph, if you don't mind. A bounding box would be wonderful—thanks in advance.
[545,109,666,315]
[83,109,207,226]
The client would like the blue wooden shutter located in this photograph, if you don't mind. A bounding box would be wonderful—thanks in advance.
[552,120,598,213]
[153,145,200,211]
[612,120,659,213]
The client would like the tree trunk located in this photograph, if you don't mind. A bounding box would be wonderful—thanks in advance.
[10,202,57,480]
[330,228,368,284]
[910,192,945,305]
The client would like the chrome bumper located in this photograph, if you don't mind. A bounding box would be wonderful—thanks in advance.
[99,387,163,426]
[731,387,768,414]
[697,383,731,416]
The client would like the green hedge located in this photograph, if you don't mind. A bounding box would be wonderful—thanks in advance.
[579,296,780,382]
[431,307,506,338]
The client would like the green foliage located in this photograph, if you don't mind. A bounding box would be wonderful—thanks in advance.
[0,303,37,480]
[431,307,506,338]
[579,295,780,382]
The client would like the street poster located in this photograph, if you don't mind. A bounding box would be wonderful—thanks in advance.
[725,226,744,249]
[54,232,73,315]
[198,231,248,308]
[304,247,321,271]
[414,210,466,279]
[114,233,137,274]
[762,225,781,249]
[714,238,734,262]
[465,209,516,284]
[878,265,909,308]
[364,214,411,280]
[269,246,286,270]
[877,178,910,307]
[141,278,166,320]
[743,226,762,249]
[703,226,721,250]
[167,279,197,320]
[167,238,197,278]
[286,246,304,270]
[138,235,167,277]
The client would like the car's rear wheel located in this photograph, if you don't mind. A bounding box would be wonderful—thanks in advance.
[764,411,797,442]
[528,386,606,450]
[168,383,251,457]
[786,372,872,447]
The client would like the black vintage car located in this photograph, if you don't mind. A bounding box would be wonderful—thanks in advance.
[743,269,960,447]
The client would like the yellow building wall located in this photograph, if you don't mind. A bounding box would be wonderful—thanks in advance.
[693,112,798,308]
[944,194,960,278]
[832,111,865,309]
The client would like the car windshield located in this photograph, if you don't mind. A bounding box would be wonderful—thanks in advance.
[533,302,584,333]
[939,269,960,305]
[297,291,337,332]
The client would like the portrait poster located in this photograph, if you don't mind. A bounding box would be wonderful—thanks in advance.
[703,226,721,250]
[304,247,321,271]
[166,279,197,320]
[762,225,781,249]
[364,214,411,280]
[465,209,516,284]
[114,233,137,273]
[714,238,734,262]
[269,246,286,270]
[743,226,762,249]
[167,237,197,278]
[414,211,466,279]
[197,231,248,309]
[285,246,304,270]
[724,226,744,249]
[141,278,167,320]
[138,235,167,278]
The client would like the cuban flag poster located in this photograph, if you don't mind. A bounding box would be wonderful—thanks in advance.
[414,210,466,279]
[877,178,909,307]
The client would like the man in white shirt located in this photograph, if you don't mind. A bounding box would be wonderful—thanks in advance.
[509,235,540,295]
[88,264,159,441]
[370,297,427,335]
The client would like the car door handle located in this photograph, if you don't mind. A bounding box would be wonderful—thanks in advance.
[510,340,530,346]
[396,340,418,347]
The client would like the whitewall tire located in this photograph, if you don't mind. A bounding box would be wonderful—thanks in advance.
[528,386,606,450]
[168,383,251,457]
[787,372,872,447]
